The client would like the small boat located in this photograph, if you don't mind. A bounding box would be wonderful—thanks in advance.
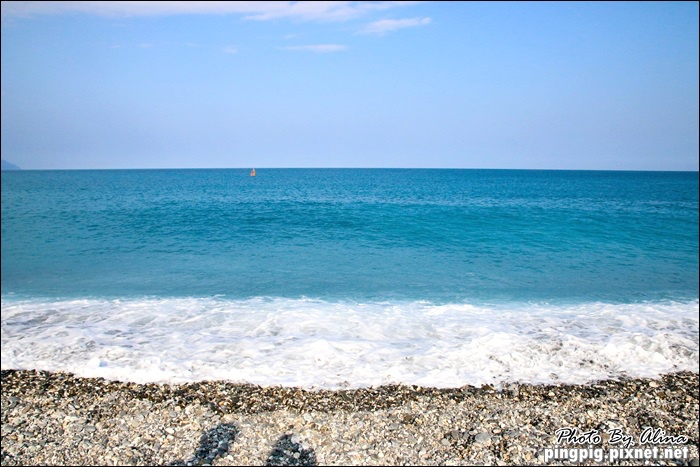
[250,168,256,177]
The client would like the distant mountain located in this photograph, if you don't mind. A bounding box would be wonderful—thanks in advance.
[1,159,21,170]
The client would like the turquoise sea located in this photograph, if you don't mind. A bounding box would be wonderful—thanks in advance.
[1,169,698,388]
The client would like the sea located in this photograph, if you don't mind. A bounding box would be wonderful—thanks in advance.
[1,169,698,389]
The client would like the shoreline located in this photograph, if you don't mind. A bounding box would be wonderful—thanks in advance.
[2,369,698,466]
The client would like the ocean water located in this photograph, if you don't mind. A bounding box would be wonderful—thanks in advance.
[1,169,698,388]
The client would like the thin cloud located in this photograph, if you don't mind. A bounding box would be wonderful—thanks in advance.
[1,1,422,22]
[360,16,431,35]
[244,1,421,22]
[222,45,238,54]
[281,44,347,53]
[1,1,273,18]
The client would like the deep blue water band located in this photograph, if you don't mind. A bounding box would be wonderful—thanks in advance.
[2,169,698,303]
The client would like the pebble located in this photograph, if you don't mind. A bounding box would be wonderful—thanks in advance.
[1,369,698,466]
[473,432,492,445]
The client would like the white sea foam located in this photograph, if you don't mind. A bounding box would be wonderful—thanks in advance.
[1,297,697,389]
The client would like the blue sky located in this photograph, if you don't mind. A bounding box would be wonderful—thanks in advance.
[1,1,698,170]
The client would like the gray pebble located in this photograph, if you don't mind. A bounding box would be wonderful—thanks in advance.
[1,369,698,466]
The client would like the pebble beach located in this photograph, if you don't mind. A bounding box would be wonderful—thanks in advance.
[1,370,698,466]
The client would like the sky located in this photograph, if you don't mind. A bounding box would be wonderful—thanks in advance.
[1,1,698,170]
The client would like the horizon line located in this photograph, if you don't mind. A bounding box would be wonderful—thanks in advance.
[3,167,699,173]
